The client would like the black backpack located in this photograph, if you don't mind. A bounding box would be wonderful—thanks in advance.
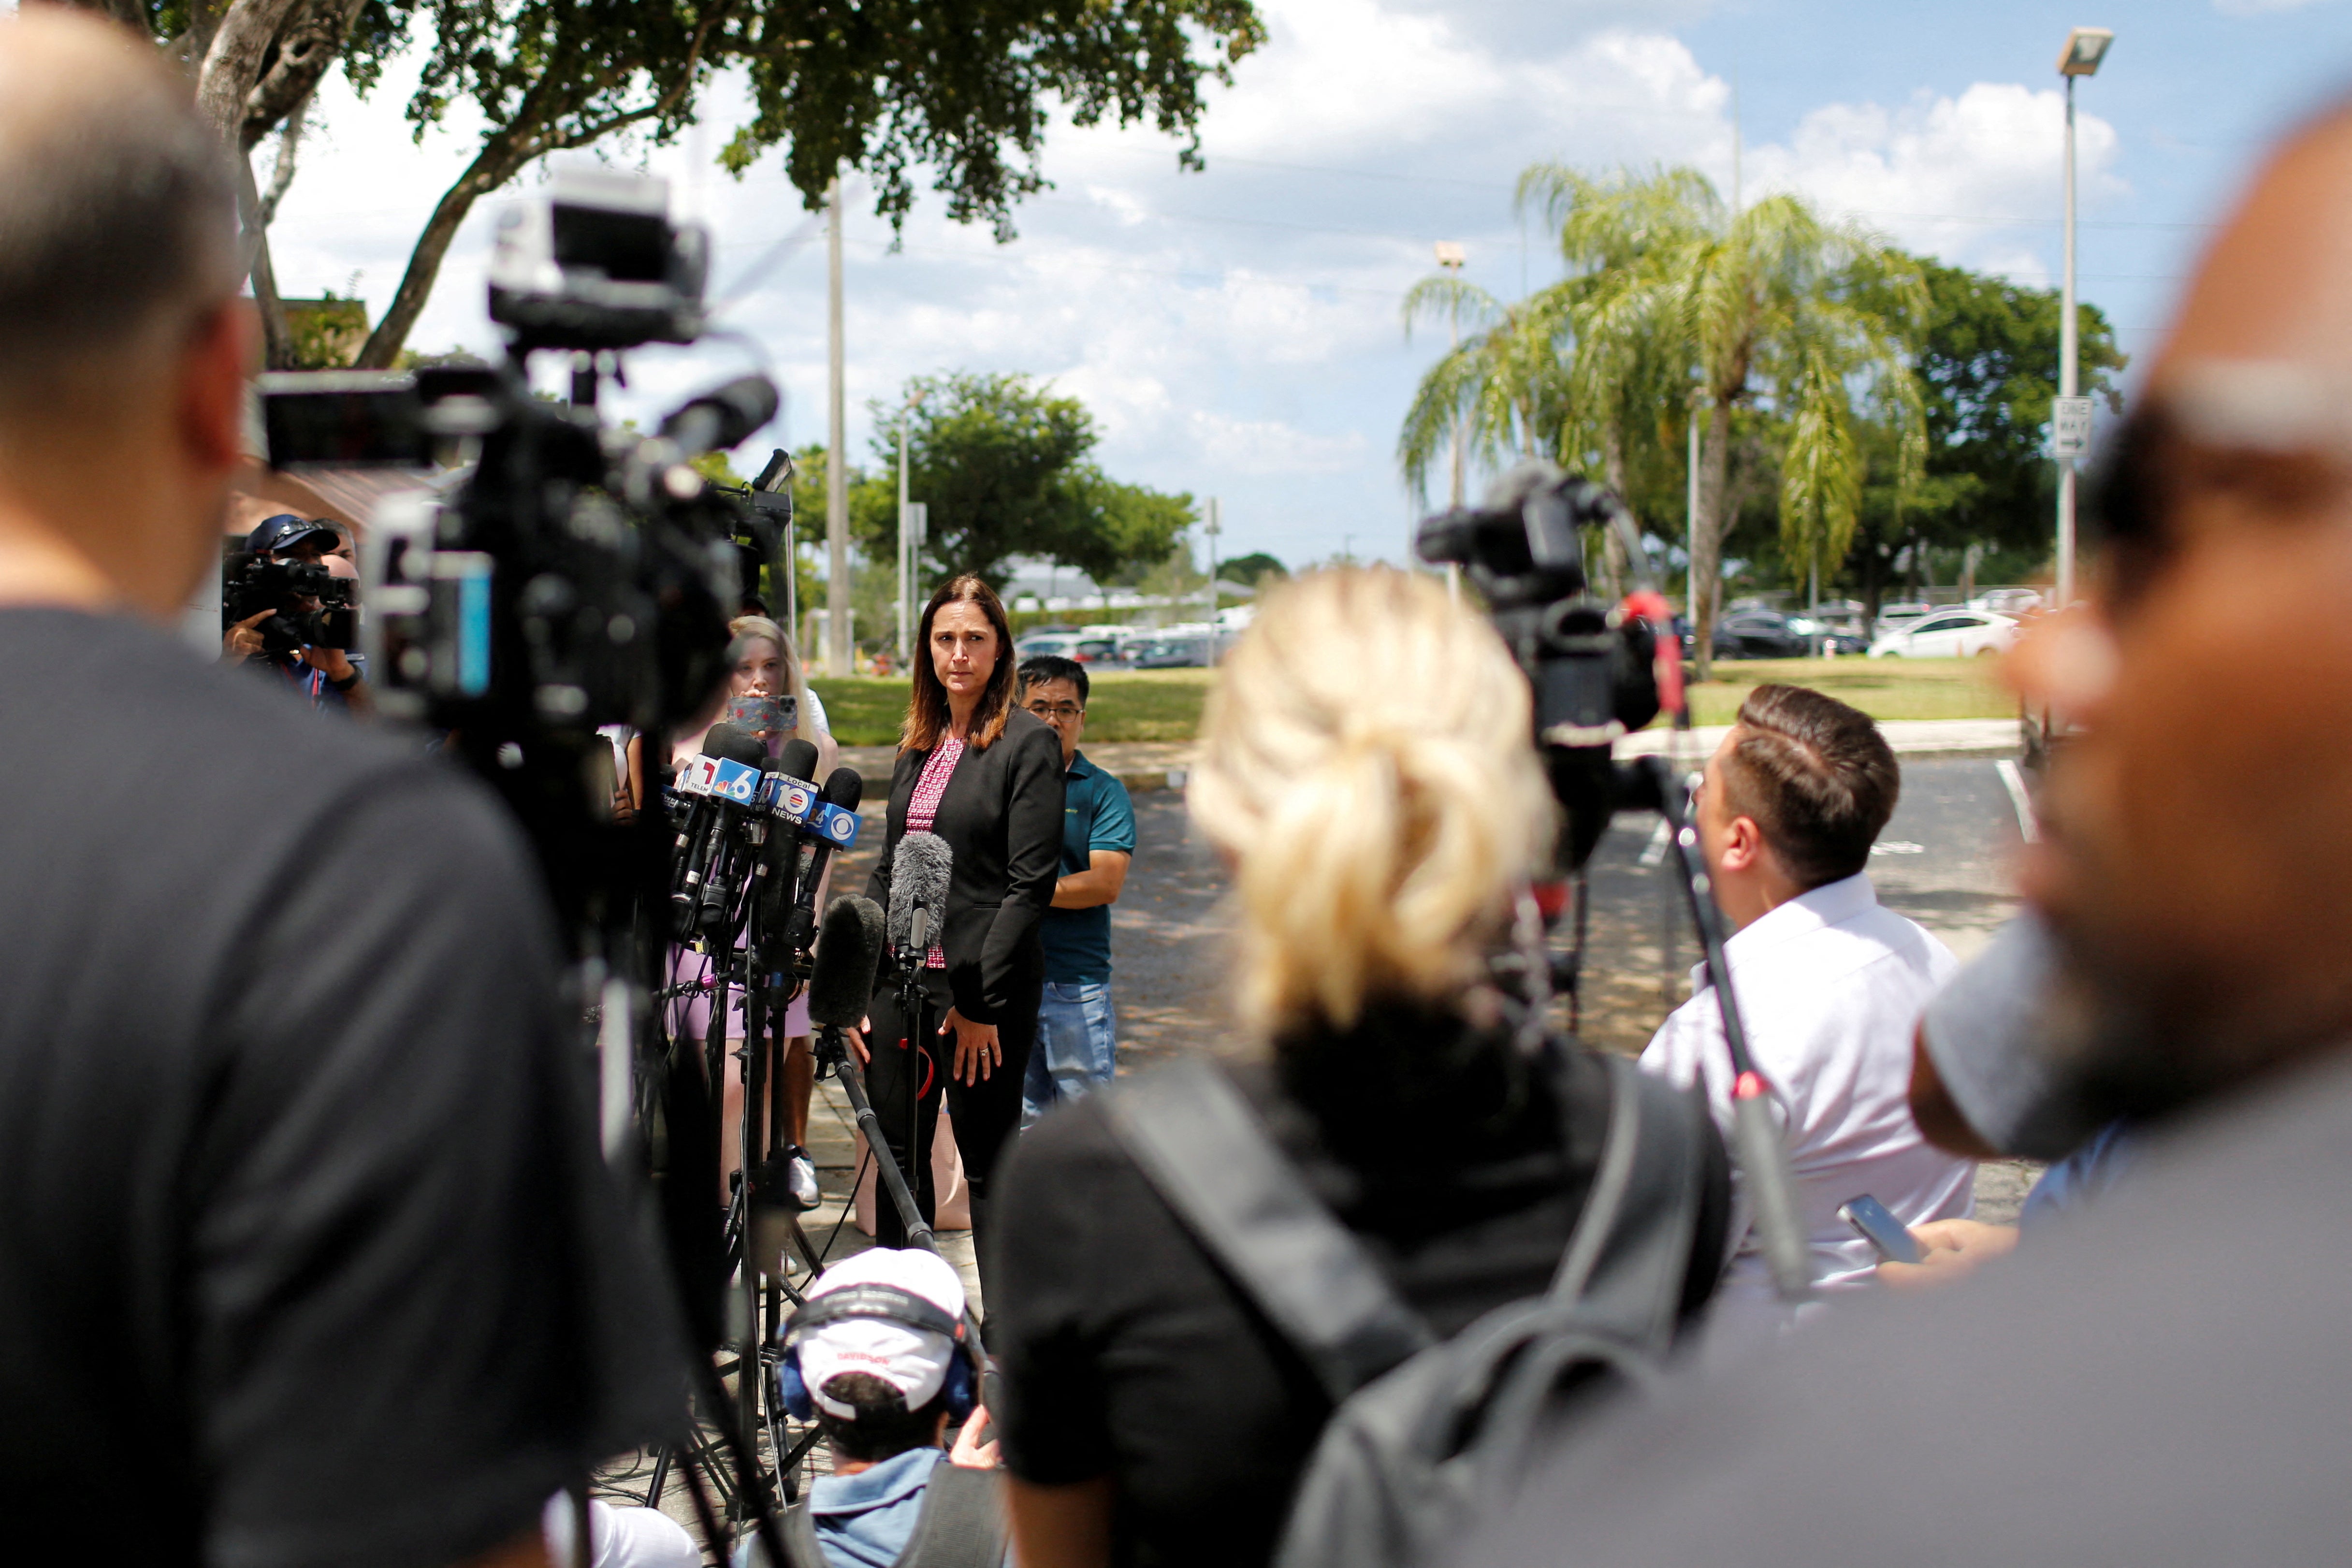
[1102,1049,1709,1568]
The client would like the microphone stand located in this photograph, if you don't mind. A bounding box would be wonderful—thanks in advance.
[813,1004,990,1368]
[1630,752,1815,1302]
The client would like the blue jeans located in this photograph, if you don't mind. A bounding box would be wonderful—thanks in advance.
[1024,980,1118,1127]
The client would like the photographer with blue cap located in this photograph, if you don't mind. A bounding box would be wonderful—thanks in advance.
[222,511,371,713]
[764,1248,1007,1568]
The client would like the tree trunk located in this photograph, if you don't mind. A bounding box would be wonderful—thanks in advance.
[1597,424,1632,600]
[193,0,305,142]
[237,156,294,367]
[239,0,363,150]
[1691,397,1732,681]
[353,128,542,368]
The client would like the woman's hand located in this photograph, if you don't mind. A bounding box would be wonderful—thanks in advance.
[941,1007,1000,1084]
[842,1016,871,1067]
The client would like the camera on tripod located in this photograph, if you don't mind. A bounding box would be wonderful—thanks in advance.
[222,551,357,658]
[256,169,770,750]
[1416,462,1675,871]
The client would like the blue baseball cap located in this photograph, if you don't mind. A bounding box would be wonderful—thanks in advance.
[247,514,336,557]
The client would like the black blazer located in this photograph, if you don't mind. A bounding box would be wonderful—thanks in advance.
[865,707,1066,1024]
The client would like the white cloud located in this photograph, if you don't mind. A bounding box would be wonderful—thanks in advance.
[1747,82,2125,269]
[255,0,2153,567]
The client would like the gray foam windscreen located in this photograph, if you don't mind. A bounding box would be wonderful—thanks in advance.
[886,830,953,953]
[808,896,886,1026]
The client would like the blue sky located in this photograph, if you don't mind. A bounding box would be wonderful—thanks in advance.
[259,0,2352,573]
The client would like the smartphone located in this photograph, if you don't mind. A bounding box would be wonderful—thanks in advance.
[1839,1194,1921,1265]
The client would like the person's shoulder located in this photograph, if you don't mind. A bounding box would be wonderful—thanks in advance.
[7,608,419,796]
[1480,1052,2352,1567]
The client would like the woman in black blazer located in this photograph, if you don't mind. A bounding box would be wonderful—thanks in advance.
[858,573,1065,1266]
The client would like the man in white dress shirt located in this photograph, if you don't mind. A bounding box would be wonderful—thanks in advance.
[1641,683,1973,1348]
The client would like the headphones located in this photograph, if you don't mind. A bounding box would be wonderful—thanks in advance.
[775,1281,978,1423]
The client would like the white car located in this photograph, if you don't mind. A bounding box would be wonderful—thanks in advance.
[1868,610,2018,658]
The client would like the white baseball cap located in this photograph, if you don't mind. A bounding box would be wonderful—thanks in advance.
[798,1248,967,1421]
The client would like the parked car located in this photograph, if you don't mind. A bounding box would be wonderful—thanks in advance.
[1972,588,2045,617]
[1016,632,1083,662]
[1868,610,2018,658]
[1128,635,1214,668]
[1716,608,1869,659]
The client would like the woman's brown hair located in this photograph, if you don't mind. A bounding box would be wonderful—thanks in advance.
[900,574,1017,753]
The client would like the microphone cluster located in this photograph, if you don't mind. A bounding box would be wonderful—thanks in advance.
[667,722,863,950]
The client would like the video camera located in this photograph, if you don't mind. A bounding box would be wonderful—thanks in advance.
[1419,461,1815,1306]
[1416,462,1680,871]
[222,551,357,657]
[258,171,787,892]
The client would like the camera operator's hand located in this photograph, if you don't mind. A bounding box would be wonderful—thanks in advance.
[949,1405,1001,1470]
[941,1006,1001,1085]
[300,644,357,682]
[220,609,271,664]
[1875,1218,2020,1293]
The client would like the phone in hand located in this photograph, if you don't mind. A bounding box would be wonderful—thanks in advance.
[1839,1194,1921,1265]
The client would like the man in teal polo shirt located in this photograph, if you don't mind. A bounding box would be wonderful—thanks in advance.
[1016,654,1137,1126]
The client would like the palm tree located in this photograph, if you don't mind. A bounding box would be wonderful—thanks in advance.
[1396,276,1574,505]
[1524,169,1926,676]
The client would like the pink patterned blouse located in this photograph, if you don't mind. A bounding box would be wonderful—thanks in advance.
[905,734,965,968]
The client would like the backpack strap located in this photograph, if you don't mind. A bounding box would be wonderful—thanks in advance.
[1102,1058,1434,1404]
[1543,1052,1706,1353]
[777,1498,830,1568]
[894,1460,1008,1568]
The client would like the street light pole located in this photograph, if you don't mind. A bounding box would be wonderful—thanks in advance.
[1203,497,1220,628]
[825,173,850,676]
[2055,27,2113,610]
[896,390,924,667]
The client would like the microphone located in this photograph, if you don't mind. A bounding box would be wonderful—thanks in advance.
[781,767,865,960]
[658,375,780,455]
[808,896,886,1030]
[886,830,954,968]
[673,721,766,937]
[756,739,824,939]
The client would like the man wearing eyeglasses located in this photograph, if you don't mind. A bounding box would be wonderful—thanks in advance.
[1471,99,2352,1568]
[1016,654,1135,1126]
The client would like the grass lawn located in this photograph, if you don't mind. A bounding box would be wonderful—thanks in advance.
[814,659,2009,745]
[811,668,1215,747]
[1667,657,2018,726]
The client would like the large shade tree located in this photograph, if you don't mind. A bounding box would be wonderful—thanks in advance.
[351,0,1267,366]
[835,372,1193,594]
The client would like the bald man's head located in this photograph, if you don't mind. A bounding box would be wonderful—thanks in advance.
[2022,95,2352,1121]
[0,9,237,423]
[2152,104,2352,384]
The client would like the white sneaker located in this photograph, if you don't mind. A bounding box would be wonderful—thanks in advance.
[786,1146,821,1210]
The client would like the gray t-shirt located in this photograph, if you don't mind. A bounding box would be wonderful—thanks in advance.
[1471,1044,2352,1567]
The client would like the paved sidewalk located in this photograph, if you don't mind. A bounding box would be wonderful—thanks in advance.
[840,718,2020,799]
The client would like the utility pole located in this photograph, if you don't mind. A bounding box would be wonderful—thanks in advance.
[825,174,849,677]
[1203,497,1221,627]
[896,389,924,666]
[1435,239,1466,600]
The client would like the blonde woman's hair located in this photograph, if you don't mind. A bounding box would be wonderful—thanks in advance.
[1188,567,1555,1037]
[729,614,815,740]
